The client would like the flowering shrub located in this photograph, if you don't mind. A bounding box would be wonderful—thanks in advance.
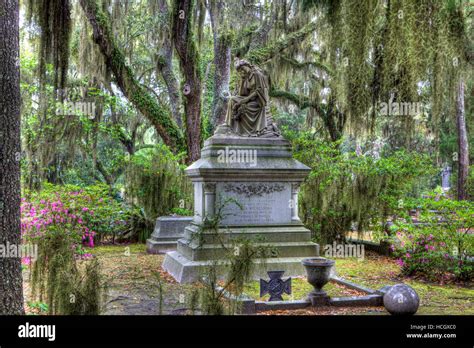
[21,197,91,258]
[21,183,128,253]
[391,195,474,282]
[21,184,113,314]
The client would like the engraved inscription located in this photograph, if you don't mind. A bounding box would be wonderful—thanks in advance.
[223,183,285,198]
[218,182,291,225]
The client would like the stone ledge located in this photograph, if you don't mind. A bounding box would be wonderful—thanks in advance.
[162,251,319,283]
[330,276,377,294]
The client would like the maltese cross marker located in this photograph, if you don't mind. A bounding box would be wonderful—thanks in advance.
[260,271,292,301]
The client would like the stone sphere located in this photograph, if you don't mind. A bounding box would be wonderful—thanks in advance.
[383,284,420,315]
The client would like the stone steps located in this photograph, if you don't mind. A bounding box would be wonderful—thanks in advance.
[146,240,177,254]
[162,251,316,283]
[183,224,312,244]
[177,239,319,261]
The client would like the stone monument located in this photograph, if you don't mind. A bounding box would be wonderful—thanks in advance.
[162,59,319,283]
[146,216,193,254]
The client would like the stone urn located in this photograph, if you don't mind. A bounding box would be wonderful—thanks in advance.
[302,257,335,306]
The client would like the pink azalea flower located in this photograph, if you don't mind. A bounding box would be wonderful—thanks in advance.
[396,259,405,267]
[21,257,31,265]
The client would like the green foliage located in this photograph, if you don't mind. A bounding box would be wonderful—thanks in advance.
[170,207,194,216]
[124,145,193,220]
[390,195,474,281]
[29,230,105,315]
[293,133,435,244]
[247,21,317,64]
[26,301,49,315]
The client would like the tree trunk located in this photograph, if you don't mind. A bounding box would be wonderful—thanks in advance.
[172,0,202,163]
[156,0,182,127]
[456,78,469,200]
[209,0,231,130]
[0,0,24,314]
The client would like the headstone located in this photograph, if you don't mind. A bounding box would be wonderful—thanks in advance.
[441,166,451,190]
[146,216,193,254]
[260,271,292,301]
[383,284,420,315]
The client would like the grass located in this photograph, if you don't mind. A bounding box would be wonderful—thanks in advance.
[75,245,473,315]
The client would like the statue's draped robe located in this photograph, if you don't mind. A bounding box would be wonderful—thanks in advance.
[226,68,269,136]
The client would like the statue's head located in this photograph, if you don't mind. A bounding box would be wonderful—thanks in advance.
[234,59,252,77]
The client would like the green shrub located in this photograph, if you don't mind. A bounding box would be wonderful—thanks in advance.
[293,134,435,244]
[391,195,474,281]
[124,144,193,220]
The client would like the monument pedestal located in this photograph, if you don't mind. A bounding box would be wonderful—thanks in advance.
[162,133,319,283]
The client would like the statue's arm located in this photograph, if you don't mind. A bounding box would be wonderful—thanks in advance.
[235,90,258,105]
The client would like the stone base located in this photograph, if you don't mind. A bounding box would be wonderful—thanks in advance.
[163,223,320,283]
[146,239,178,254]
[307,291,331,306]
[146,216,192,254]
[163,250,320,283]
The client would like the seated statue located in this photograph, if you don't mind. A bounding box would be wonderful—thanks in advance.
[223,59,281,138]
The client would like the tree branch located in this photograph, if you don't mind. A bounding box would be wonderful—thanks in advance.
[270,88,319,110]
[246,21,317,64]
[79,0,185,153]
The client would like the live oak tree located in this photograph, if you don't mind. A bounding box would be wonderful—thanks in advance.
[79,0,185,154]
[0,0,24,314]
